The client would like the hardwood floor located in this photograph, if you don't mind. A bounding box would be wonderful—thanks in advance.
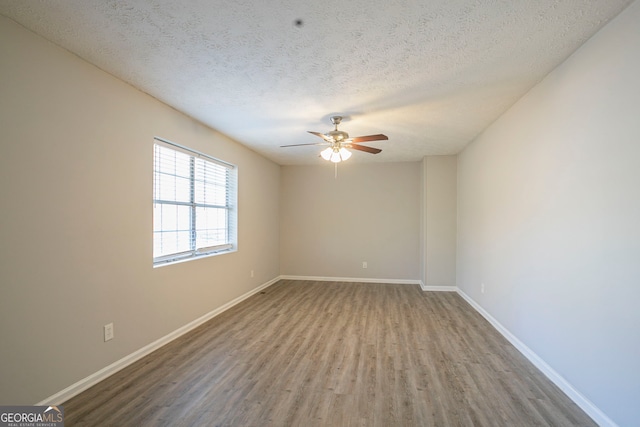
[63,280,596,426]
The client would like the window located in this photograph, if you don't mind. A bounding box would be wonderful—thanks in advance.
[153,137,237,265]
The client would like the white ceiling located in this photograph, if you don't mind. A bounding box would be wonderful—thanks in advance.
[0,0,632,164]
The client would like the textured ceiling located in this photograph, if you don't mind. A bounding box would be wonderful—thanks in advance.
[0,0,632,164]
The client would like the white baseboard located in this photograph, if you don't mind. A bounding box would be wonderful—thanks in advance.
[419,282,457,292]
[279,275,422,285]
[456,288,617,427]
[37,276,280,406]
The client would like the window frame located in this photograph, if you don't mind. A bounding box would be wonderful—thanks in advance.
[153,136,237,266]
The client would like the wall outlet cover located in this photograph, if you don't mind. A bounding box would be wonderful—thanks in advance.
[104,323,114,342]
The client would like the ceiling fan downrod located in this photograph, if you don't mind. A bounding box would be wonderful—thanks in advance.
[330,115,342,130]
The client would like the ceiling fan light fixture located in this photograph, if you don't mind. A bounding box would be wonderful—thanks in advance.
[330,149,342,163]
[324,146,351,163]
[320,147,333,161]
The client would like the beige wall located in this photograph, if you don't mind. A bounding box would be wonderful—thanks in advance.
[423,156,457,287]
[0,16,280,404]
[456,2,640,425]
[280,163,421,280]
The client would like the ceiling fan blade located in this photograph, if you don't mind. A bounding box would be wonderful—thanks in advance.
[350,134,388,143]
[348,144,382,154]
[308,131,332,141]
[280,142,328,148]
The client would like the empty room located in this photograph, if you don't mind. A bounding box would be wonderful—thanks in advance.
[1,1,638,426]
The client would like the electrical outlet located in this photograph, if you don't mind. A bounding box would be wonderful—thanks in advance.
[362,261,368,269]
[104,323,114,342]
[250,269,254,278]
[481,283,485,294]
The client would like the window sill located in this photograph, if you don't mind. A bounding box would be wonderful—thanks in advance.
[153,248,237,268]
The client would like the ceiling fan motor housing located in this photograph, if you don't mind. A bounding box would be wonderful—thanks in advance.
[327,130,349,142]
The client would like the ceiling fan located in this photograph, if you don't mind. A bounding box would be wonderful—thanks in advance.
[281,116,388,163]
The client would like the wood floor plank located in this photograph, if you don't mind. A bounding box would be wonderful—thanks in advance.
[63,280,597,426]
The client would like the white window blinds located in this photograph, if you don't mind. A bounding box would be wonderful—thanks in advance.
[153,137,237,265]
